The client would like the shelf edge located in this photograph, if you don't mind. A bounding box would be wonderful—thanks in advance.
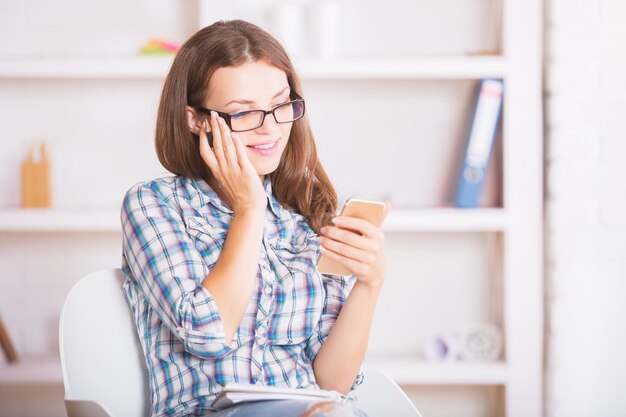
[0,56,508,80]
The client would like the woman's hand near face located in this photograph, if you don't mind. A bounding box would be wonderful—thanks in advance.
[318,209,389,290]
[199,111,267,214]
[196,110,267,342]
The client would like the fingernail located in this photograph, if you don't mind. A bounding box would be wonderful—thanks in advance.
[211,111,217,118]
[331,217,341,224]
[320,227,327,234]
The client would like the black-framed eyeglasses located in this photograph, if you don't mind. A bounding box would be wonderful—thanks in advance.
[195,92,305,132]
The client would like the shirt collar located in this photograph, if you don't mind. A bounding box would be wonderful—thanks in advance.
[263,177,282,218]
[188,177,232,214]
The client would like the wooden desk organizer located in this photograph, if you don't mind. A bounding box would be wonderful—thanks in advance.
[20,142,51,208]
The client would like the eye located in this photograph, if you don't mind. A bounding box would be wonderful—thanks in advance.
[231,110,254,119]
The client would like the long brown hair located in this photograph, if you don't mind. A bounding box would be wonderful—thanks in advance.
[155,20,337,233]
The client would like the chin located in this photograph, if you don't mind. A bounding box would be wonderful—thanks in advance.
[253,159,281,177]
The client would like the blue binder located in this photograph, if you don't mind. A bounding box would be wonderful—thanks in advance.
[455,79,504,208]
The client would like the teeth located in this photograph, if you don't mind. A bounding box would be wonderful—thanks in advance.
[253,142,275,149]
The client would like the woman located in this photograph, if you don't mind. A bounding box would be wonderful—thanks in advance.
[121,19,387,417]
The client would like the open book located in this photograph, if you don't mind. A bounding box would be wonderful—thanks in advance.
[210,383,344,410]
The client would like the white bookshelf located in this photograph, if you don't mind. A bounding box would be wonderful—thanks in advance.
[0,208,121,232]
[0,56,506,80]
[0,357,62,385]
[365,357,509,386]
[0,2,543,417]
[384,208,508,232]
[0,355,508,387]
[298,56,507,80]
[0,56,175,79]
[0,207,506,233]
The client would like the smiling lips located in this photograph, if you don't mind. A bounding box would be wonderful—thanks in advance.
[247,140,279,156]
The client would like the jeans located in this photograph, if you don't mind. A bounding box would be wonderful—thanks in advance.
[202,399,370,417]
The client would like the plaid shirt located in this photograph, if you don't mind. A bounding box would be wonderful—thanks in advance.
[121,176,363,417]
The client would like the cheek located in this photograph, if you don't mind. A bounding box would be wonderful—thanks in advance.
[280,124,293,145]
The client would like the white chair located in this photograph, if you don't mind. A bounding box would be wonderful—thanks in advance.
[59,269,422,417]
[59,268,149,417]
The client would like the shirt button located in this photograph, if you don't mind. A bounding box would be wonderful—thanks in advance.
[258,336,266,345]
[176,328,185,340]
[264,286,272,295]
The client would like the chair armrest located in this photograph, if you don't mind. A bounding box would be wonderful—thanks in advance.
[65,399,115,417]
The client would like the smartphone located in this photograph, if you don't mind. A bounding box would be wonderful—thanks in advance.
[203,119,214,148]
[316,198,387,276]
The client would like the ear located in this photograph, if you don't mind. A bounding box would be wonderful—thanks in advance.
[186,106,206,135]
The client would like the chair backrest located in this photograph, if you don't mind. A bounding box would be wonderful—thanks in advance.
[59,268,421,417]
[59,268,149,417]
[352,369,422,417]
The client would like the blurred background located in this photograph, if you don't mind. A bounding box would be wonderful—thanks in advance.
[0,0,624,416]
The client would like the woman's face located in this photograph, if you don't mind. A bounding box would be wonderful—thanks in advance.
[203,60,294,177]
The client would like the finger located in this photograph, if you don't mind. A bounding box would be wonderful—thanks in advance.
[217,116,238,167]
[301,402,336,417]
[210,111,228,168]
[232,133,252,170]
[332,216,383,239]
[322,222,382,251]
[198,119,218,171]
[319,245,370,277]
[319,236,377,265]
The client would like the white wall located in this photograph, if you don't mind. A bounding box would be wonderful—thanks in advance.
[544,0,626,416]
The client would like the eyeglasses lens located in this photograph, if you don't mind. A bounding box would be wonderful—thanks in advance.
[230,100,305,131]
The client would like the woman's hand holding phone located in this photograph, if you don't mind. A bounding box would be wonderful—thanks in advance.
[198,111,267,213]
[318,200,391,290]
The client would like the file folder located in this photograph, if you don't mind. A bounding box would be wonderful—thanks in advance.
[455,79,504,208]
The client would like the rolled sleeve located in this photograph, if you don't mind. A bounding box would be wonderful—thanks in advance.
[351,364,365,390]
[122,182,230,358]
[305,272,365,389]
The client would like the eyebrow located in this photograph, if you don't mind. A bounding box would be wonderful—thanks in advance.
[223,86,290,107]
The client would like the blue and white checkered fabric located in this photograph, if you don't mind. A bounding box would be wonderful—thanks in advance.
[121,176,363,417]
